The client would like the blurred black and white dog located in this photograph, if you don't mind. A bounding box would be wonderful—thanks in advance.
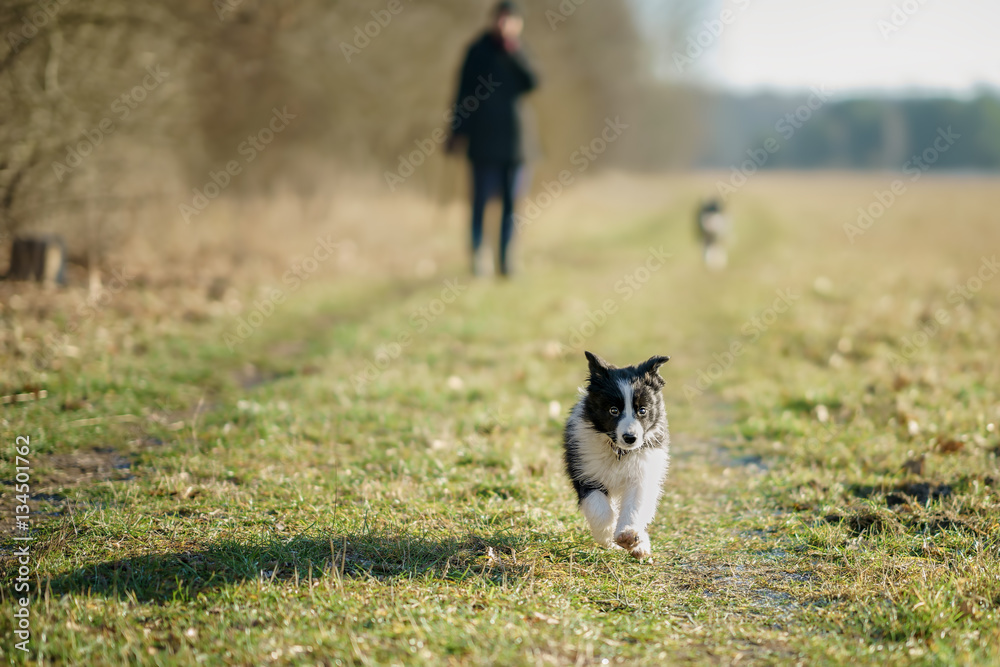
[563,351,670,559]
[696,198,729,270]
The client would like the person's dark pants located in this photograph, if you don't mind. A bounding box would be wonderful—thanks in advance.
[470,162,523,275]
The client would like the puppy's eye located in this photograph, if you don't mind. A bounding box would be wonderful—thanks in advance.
[637,407,647,417]
[609,407,620,417]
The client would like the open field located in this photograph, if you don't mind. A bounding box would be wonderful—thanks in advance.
[1,172,999,665]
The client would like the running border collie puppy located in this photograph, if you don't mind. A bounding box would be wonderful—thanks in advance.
[563,351,670,559]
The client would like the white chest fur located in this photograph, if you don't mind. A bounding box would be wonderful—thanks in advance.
[566,400,670,497]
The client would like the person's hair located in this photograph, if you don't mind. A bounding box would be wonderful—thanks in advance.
[494,1,519,17]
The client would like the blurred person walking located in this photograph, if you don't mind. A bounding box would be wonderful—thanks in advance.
[447,1,538,277]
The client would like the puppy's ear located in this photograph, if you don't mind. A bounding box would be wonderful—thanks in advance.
[584,351,612,378]
[638,355,670,377]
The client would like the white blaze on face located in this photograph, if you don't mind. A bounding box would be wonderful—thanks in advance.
[615,378,644,448]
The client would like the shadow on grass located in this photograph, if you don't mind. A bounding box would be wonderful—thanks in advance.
[47,528,534,603]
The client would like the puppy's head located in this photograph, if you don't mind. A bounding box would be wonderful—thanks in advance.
[582,351,669,452]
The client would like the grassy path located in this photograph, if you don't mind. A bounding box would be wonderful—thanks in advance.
[2,174,999,664]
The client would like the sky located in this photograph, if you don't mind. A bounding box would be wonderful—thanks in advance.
[637,0,1000,96]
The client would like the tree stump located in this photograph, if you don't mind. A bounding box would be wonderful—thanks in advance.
[5,236,66,285]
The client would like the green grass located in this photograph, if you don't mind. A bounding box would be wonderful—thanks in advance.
[1,173,999,665]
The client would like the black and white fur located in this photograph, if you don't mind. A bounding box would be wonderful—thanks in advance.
[563,351,670,559]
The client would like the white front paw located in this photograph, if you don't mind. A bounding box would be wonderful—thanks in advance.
[615,528,651,559]
[630,535,652,560]
[614,528,640,550]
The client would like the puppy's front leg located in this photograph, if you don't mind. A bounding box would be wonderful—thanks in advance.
[614,464,666,558]
[613,486,653,558]
[580,491,619,549]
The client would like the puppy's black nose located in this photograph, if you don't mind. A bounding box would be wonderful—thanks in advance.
[622,433,637,445]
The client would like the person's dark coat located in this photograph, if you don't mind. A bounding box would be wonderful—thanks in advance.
[450,32,538,164]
